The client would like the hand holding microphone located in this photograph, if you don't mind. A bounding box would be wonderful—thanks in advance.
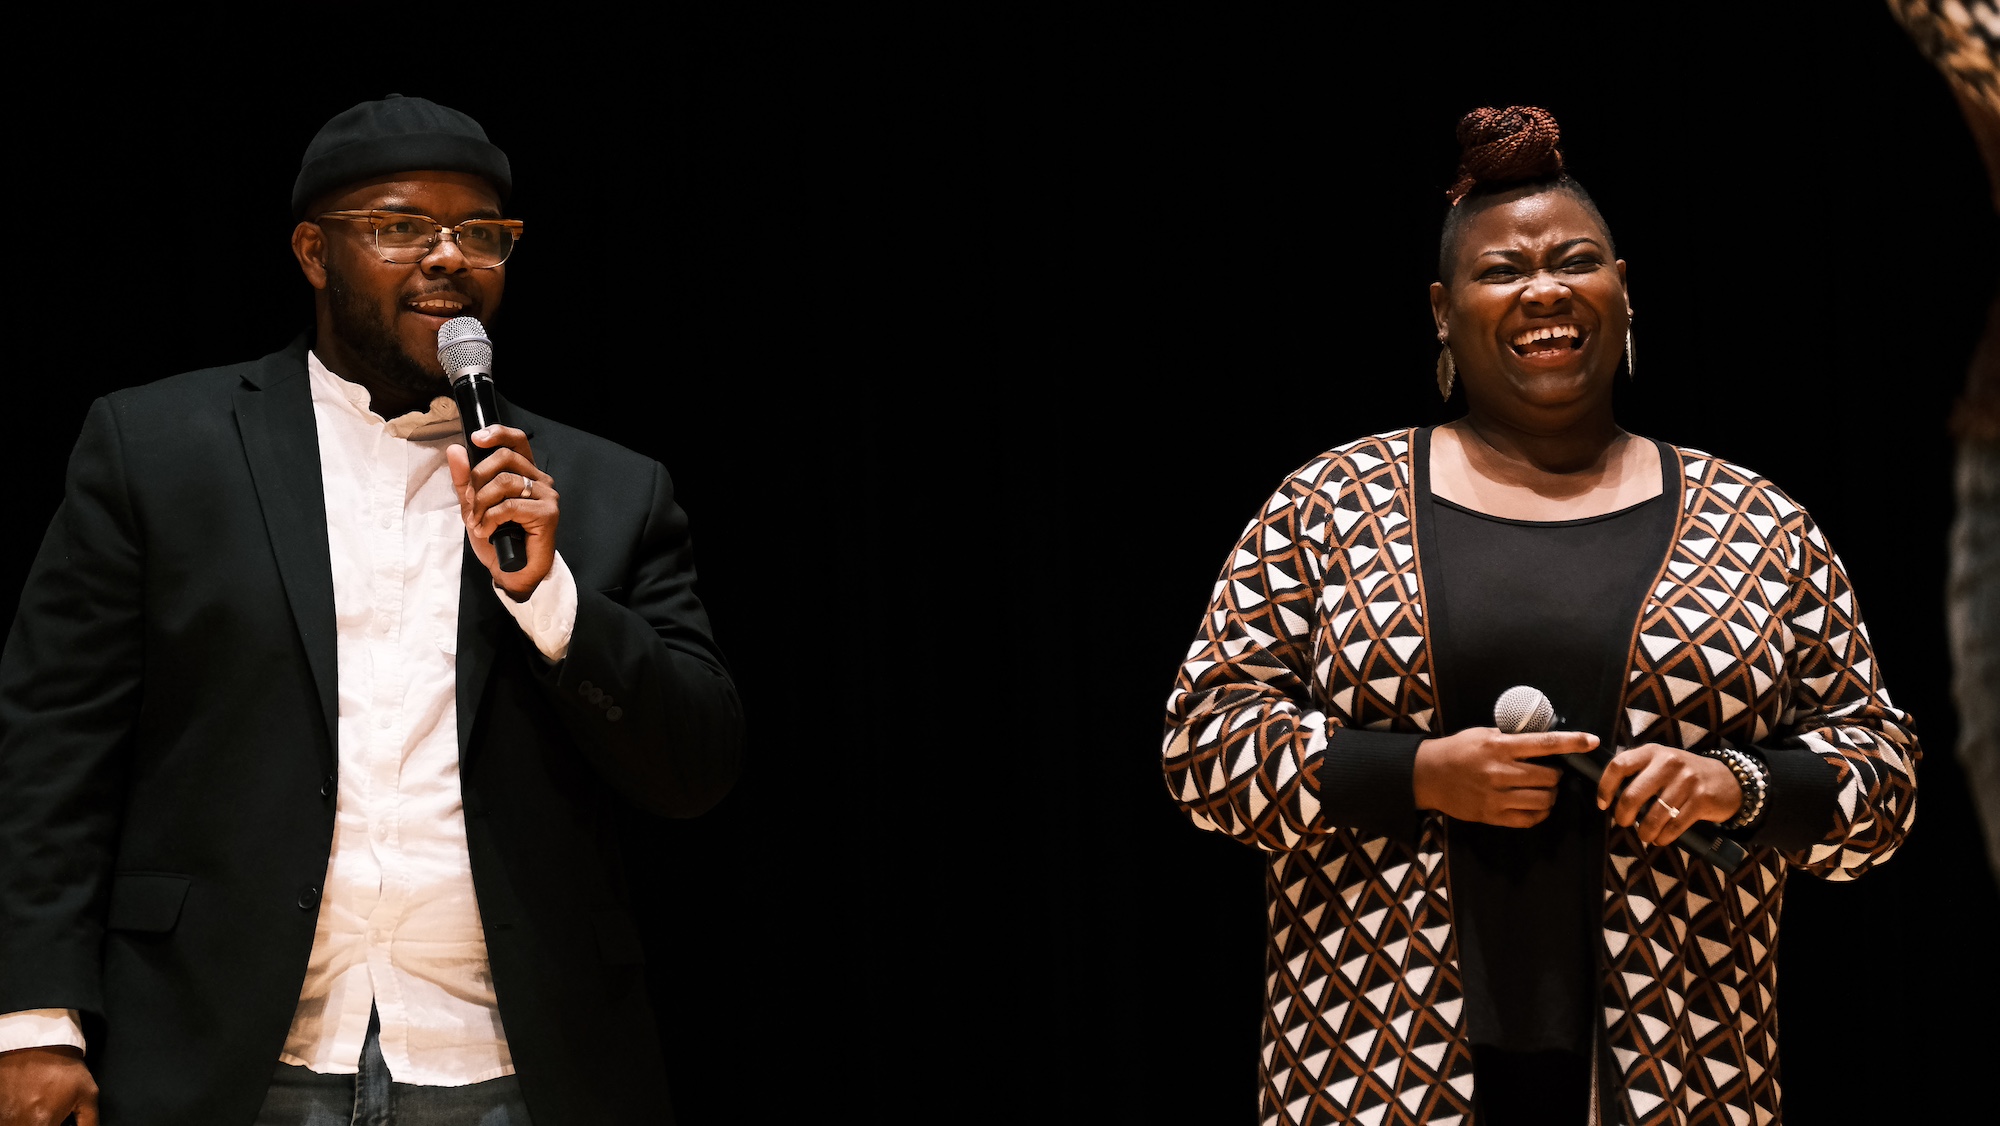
[1410,723,1598,829]
[437,317,560,593]
[1494,686,1748,873]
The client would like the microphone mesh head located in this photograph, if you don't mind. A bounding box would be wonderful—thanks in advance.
[435,316,492,382]
[1494,685,1555,733]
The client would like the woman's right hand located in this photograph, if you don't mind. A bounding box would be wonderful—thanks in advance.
[1412,727,1598,827]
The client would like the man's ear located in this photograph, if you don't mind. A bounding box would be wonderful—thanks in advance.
[292,221,329,290]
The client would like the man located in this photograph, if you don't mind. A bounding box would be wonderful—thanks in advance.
[0,95,743,1124]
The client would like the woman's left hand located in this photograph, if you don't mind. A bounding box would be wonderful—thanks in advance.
[1596,744,1744,846]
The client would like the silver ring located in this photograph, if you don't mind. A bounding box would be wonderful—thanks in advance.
[521,478,533,499]
[1661,802,1681,820]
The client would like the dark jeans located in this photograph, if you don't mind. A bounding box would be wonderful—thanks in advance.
[253,1007,533,1126]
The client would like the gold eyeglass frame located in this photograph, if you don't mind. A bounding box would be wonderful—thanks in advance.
[315,210,526,269]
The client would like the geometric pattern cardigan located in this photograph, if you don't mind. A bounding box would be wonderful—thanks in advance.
[1162,429,1920,1126]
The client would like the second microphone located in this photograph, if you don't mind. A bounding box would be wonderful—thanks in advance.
[1494,684,1746,873]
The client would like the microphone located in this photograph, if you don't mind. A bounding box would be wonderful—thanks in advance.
[1494,685,1746,873]
[437,316,527,573]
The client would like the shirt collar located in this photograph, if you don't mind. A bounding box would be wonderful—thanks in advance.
[306,350,463,441]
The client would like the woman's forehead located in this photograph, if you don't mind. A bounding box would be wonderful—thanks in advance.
[1461,190,1610,254]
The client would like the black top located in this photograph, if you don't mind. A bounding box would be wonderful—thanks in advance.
[1413,427,1677,1057]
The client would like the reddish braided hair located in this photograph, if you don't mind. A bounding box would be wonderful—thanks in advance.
[1436,105,1610,279]
[1446,105,1566,206]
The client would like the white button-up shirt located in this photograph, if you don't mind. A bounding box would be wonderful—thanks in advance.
[0,352,578,1089]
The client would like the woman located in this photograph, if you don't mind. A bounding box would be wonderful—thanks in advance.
[1161,107,1918,1126]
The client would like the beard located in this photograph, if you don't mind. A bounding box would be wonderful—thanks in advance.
[324,257,448,405]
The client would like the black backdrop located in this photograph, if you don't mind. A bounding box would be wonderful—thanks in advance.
[11,4,1997,1123]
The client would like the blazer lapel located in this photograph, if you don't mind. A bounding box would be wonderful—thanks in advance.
[232,341,339,765]
[455,544,505,765]
[454,390,548,766]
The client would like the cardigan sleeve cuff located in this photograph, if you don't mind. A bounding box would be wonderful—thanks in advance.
[1741,743,1844,851]
[1314,727,1427,841]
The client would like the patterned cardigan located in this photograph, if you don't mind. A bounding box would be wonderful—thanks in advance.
[1162,429,1919,1126]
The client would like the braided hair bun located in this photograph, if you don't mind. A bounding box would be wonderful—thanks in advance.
[1435,104,1611,279]
[1447,106,1565,206]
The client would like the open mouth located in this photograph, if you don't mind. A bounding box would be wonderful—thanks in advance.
[1509,323,1583,359]
[407,293,471,319]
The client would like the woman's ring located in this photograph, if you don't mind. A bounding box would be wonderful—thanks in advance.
[1661,801,1681,820]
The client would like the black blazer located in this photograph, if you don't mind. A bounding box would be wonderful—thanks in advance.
[0,337,743,1124]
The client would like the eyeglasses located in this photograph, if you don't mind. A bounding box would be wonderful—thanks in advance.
[316,210,525,269]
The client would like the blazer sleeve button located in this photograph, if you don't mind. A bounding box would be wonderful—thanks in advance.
[297,887,321,910]
[606,706,623,722]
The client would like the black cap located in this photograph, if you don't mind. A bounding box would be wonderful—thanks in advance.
[292,94,512,218]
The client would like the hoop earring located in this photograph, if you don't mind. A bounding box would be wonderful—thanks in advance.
[1436,344,1456,399]
[1624,326,1635,380]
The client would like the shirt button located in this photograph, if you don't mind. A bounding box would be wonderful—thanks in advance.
[378,515,393,529]
[297,887,320,910]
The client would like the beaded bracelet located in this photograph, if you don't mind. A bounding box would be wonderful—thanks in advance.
[1706,747,1768,830]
